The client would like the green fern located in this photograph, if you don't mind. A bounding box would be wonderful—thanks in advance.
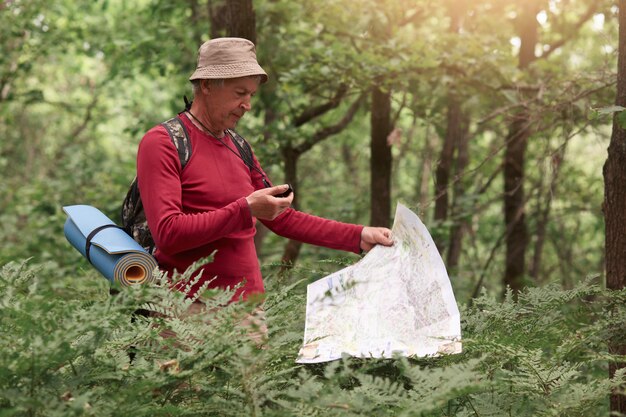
[1,259,625,416]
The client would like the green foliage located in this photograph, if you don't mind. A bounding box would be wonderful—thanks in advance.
[0,0,615,294]
[591,106,626,129]
[1,259,624,416]
[1,0,624,414]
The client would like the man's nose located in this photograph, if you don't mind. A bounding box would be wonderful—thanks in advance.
[240,99,252,111]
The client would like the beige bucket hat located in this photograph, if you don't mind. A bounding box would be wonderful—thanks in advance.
[189,37,268,83]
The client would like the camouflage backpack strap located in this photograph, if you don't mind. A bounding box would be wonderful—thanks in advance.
[161,116,192,169]
[226,129,254,170]
[120,116,193,255]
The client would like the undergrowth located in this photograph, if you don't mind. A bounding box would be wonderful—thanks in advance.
[0,259,624,416]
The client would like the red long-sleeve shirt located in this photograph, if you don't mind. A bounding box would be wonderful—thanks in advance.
[137,113,363,301]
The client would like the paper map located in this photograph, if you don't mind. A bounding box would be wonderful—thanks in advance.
[297,203,462,363]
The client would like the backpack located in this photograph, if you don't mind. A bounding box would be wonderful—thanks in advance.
[121,114,255,254]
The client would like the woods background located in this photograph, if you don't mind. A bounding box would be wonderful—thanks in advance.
[1,0,625,416]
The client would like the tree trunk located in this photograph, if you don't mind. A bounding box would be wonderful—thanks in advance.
[253,222,270,256]
[446,114,470,270]
[342,143,361,190]
[529,188,550,283]
[503,117,530,293]
[209,0,256,41]
[434,94,463,252]
[530,145,566,282]
[370,85,392,227]
[254,77,279,257]
[502,0,539,294]
[280,146,303,269]
[208,0,228,38]
[418,124,434,210]
[226,0,256,43]
[212,0,268,257]
[187,0,204,45]
[604,1,626,412]
[434,1,465,254]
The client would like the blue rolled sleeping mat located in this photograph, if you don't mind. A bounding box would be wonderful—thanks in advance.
[63,205,158,286]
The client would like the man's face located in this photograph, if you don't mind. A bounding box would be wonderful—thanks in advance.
[204,76,259,132]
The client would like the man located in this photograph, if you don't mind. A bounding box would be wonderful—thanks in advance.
[137,37,393,304]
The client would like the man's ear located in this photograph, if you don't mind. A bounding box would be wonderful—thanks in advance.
[201,80,211,94]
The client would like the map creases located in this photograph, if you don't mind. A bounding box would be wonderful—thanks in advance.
[297,203,462,363]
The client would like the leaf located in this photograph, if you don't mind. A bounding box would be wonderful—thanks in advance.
[24,89,44,104]
[618,111,626,129]
[502,90,518,104]
[593,105,626,115]
[589,105,626,122]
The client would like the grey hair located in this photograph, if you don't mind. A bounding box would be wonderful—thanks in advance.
[191,75,263,95]
[191,79,224,95]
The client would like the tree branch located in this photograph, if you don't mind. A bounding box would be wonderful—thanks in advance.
[70,88,98,140]
[295,93,365,155]
[398,8,425,27]
[325,29,364,54]
[391,91,407,127]
[50,85,99,165]
[293,84,349,127]
[534,2,598,63]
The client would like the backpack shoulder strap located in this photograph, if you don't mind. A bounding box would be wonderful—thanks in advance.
[226,129,254,170]
[120,115,190,248]
[161,116,192,170]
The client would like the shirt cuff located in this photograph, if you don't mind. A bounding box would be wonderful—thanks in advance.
[236,197,254,229]
[354,224,365,254]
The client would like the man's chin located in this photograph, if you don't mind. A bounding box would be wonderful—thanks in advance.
[227,117,241,129]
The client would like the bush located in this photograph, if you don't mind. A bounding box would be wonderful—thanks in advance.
[0,259,624,416]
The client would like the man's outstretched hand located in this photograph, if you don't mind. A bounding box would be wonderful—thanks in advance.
[360,227,393,252]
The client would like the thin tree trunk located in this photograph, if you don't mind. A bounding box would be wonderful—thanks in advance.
[446,114,470,269]
[281,238,303,270]
[418,124,434,210]
[253,222,270,256]
[370,85,392,227]
[502,0,539,294]
[254,77,279,256]
[604,1,626,413]
[280,146,303,269]
[548,221,577,290]
[503,117,531,293]
[433,95,460,252]
[529,144,566,282]
[434,2,464,253]
[342,143,361,190]
[529,188,550,283]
